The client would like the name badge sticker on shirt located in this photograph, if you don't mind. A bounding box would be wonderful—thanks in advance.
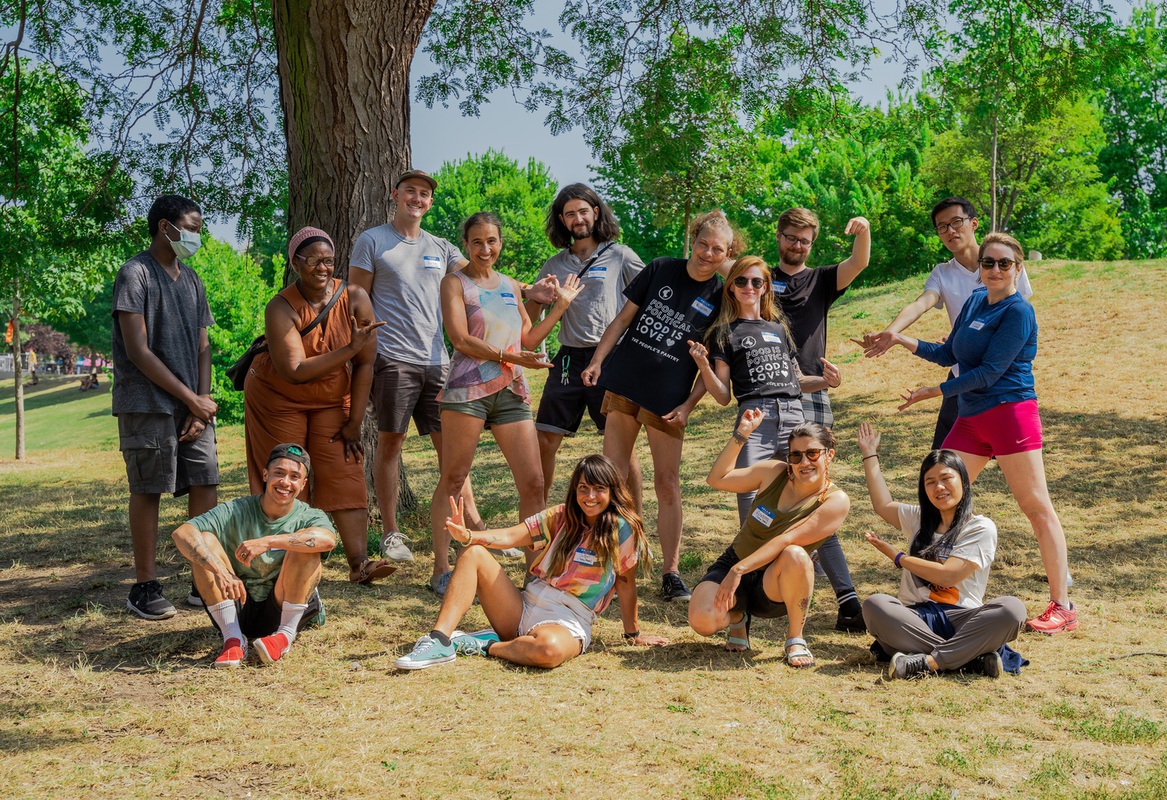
[691,297,715,316]
[423,255,442,270]
[761,331,783,344]
[586,266,608,279]
[773,281,788,294]
[750,505,776,527]
[501,291,519,307]
[969,319,986,331]
[573,548,598,566]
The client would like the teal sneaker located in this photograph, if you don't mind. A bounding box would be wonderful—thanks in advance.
[394,634,456,670]
[452,629,500,657]
[306,591,326,628]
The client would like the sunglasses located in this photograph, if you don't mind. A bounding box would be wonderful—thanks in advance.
[733,276,767,289]
[788,447,827,464]
[978,258,1017,272]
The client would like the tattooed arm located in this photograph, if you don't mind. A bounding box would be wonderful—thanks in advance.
[172,522,247,603]
[234,526,337,567]
[443,496,535,549]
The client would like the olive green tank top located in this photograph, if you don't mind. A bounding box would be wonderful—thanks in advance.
[732,469,841,559]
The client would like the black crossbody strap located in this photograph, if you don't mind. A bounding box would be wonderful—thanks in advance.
[297,280,348,337]
[574,242,614,280]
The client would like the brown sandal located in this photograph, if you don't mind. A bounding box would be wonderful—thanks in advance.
[350,557,397,585]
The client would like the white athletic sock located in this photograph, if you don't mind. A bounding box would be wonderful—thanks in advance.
[276,601,309,644]
[207,600,244,646]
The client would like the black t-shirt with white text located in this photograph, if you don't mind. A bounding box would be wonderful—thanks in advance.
[599,257,723,416]
[773,263,844,377]
[710,319,801,402]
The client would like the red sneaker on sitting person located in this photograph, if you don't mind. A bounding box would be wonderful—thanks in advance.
[1026,600,1078,634]
[215,638,246,669]
[252,633,291,665]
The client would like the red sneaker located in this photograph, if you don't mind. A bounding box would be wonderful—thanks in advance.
[252,632,291,665]
[1026,600,1079,634]
[214,638,246,669]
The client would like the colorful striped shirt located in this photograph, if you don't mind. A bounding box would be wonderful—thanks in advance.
[525,505,638,614]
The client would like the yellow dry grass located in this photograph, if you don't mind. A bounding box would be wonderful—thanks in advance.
[1,258,1165,799]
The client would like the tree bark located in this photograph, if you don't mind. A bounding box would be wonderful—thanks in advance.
[11,284,25,460]
[272,0,435,512]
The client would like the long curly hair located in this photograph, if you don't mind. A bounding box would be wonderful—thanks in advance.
[704,255,793,352]
[543,455,651,579]
[546,183,622,249]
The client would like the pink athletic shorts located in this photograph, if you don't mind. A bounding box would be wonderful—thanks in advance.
[942,398,1043,457]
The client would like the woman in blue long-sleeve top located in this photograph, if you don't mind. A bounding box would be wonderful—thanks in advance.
[875,232,1075,636]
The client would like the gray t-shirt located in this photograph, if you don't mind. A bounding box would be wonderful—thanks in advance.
[349,223,465,365]
[111,251,214,416]
[535,243,644,348]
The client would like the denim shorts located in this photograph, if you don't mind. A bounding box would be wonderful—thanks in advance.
[519,578,596,651]
[440,387,532,426]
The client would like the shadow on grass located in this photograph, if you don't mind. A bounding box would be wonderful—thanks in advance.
[0,376,109,414]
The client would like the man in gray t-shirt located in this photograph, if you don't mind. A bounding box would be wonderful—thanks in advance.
[112,194,220,622]
[524,184,645,505]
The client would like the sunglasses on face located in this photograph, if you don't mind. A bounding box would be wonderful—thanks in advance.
[733,276,767,289]
[788,447,827,464]
[978,258,1017,272]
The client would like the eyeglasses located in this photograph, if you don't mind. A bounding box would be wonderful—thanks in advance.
[779,232,813,248]
[296,256,336,268]
[788,447,827,464]
[733,276,767,289]
[935,216,972,235]
[978,258,1017,272]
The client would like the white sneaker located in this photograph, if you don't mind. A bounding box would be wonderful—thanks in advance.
[380,531,414,562]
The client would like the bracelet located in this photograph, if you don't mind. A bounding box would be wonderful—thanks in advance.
[862,454,879,462]
[894,552,905,568]
[623,630,640,640]
[465,532,475,546]
[731,430,748,445]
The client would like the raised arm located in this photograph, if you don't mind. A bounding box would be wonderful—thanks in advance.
[836,217,872,290]
[523,274,581,350]
[857,422,901,527]
[705,408,784,494]
[690,340,732,405]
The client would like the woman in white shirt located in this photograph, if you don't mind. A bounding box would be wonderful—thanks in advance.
[857,423,1026,679]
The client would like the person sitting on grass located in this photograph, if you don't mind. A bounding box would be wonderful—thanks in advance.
[857,422,1027,680]
[394,454,668,670]
[689,414,850,667]
[171,443,335,668]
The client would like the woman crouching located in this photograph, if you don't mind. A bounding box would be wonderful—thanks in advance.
[689,413,850,667]
[395,455,667,670]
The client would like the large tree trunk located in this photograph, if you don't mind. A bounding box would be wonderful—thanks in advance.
[10,285,25,460]
[271,0,435,514]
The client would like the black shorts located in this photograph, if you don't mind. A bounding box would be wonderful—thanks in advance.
[699,546,788,619]
[205,588,323,639]
[535,346,608,436]
[373,355,447,436]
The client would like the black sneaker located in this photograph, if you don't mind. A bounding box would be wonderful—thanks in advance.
[186,583,204,607]
[127,580,177,620]
[835,608,866,633]
[976,651,1003,678]
[888,652,931,680]
[661,572,692,602]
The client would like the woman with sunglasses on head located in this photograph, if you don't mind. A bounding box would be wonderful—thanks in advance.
[857,422,1027,679]
[689,416,850,667]
[875,232,1075,635]
[688,256,864,633]
[395,455,667,671]
[243,227,390,585]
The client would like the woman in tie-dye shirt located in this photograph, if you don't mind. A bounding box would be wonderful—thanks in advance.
[395,455,668,670]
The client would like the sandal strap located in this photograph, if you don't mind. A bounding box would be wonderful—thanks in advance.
[784,637,807,649]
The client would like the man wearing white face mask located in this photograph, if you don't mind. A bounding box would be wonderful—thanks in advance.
[112,194,221,620]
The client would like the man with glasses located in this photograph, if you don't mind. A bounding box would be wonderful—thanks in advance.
[852,197,1033,447]
[772,206,870,632]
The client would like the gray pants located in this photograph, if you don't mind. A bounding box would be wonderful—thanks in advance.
[862,593,1027,670]
[734,397,856,607]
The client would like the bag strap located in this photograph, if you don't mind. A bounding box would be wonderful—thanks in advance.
[297,279,348,337]
[573,242,614,280]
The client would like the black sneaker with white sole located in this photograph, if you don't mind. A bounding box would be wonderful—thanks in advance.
[661,571,692,601]
[127,580,177,620]
[186,583,204,607]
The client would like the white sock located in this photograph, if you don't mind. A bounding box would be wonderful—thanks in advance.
[276,601,309,644]
[207,600,244,646]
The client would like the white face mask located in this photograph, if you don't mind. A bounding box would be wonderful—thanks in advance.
[164,221,202,259]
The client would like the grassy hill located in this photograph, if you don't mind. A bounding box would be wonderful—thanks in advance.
[1,258,1165,798]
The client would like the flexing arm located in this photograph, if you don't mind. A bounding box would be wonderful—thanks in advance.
[118,312,217,422]
[264,290,383,385]
[836,217,872,290]
[705,408,783,494]
[581,299,639,386]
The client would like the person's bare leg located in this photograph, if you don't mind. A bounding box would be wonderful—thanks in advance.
[487,624,582,669]
[537,429,566,504]
[129,492,162,582]
[374,431,407,533]
[601,410,641,484]
[490,420,546,529]
[332,508,372,574]
[688,581,733,636]
[186,531,235,604]
[627,448,644,514]
[997,449,1070,606]
[429,413,487,579]
[952,450,992,484]
[644,427,685,574]
[764,545,814,641]
[187,485,217,518]
[432,545,524,637]
[273,551,323,605]
[432,431,484,530]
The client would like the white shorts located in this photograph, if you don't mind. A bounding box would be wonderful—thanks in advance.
[519,579,597,652]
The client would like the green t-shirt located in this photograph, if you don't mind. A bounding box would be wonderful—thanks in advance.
[187,496,333,601]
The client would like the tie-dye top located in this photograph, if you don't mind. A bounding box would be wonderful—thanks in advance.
[438,270,530,404]
[525,505,639,614]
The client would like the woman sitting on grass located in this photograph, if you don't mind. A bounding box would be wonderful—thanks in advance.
[857,422,1027,680]
[688,413,849,667]
[395,455,667,671]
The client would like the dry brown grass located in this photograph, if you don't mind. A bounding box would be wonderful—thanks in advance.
[1,258,1166,799]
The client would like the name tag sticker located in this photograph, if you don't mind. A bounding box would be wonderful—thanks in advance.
[423,255,442,269]
[761,331,783,344]
[969,320,985,330]
[773,281,788,294]
[750,505,776,527]
[691,297,715,316]
[501,292,519,307]
[573,548,598,566]
[586,266,608,278]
